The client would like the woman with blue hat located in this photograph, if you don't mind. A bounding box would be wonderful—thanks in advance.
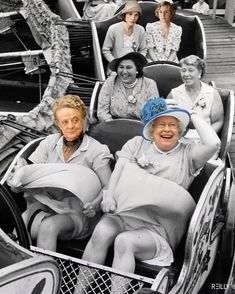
[76,97,220,293]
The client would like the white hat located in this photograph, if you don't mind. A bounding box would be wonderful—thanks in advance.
[141,97,190,141]
[119,0,142,17]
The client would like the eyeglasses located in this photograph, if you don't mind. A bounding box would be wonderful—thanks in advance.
[152,122,178,130]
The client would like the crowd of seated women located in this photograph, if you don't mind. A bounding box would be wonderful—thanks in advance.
[6,0,225,291]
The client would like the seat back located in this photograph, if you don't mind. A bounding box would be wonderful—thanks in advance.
[88,81,104,123]
[88,119,143,167]
[217,88,234,162]
[92,1,206,79]
[143,61,182,98]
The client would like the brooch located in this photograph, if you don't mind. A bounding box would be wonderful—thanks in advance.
[127,95,137,104]
[195,97,206,109]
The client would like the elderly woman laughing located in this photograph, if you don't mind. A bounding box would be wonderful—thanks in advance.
[75,97,220,294]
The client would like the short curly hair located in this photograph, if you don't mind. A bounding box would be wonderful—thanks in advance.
[52,94,87,124]
[155,1,177,18]
[179,55,207,78]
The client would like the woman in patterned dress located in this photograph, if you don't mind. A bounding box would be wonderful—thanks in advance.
[97,51,159,122]
[146,0,182,63]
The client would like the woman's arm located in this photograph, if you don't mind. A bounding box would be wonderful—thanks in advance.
[146,78,159,98]
[191,113,221,170]
[102,26,116,63]
[210,89,224,134]
[83,164,112,217]
[137,26,147,57]
[146,23,158,62]
[97,78,114,122]
[148,48,158,62]
[101,158,127,213]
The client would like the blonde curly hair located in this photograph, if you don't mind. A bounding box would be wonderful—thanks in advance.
[52,94,87,124]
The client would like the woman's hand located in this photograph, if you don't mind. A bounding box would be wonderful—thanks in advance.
[7,158,28,192]
[101,197,117,213]
[165,98,179,109]
[101,189,116,213]
[82,202,96,218]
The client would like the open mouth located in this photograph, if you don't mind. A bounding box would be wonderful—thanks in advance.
[160,134,173,142]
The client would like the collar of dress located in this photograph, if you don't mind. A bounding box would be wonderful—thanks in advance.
[153,141,181,155]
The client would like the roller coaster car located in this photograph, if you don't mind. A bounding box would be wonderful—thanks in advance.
[0,226,60,294]
[0,85,234,293]
[91,1,206,80]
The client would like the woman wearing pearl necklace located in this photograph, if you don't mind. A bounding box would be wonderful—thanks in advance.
[97,51,159,122]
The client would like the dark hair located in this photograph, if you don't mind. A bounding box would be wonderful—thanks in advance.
[116,56,144,78]
[121,12,140,23]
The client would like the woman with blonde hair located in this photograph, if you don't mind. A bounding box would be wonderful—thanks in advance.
[8,95,112,251]
[146,0,182,63]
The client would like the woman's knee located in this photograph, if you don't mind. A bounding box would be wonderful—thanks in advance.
[114,232,135,255]
[90,219,118,246]
[38,217,59,236]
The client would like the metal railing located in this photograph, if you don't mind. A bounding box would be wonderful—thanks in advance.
[31,246,155,294]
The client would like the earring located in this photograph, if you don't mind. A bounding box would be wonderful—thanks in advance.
[136,71,138,74]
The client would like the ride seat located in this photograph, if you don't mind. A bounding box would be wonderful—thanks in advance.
[143,61,182,98]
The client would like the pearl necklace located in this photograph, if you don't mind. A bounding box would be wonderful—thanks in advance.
[122,79,138,89]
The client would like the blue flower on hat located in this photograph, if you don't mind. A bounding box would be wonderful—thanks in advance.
[141,97,166,125]
[141,97,190,141]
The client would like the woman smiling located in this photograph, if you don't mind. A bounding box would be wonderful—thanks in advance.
[97,51,159,121]
[76,97,220,294]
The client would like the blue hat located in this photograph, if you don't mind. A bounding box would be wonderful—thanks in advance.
[141,97,190,140]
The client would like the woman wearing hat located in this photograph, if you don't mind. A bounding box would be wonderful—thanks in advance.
[146,0,182,63]
[97,51,159,122]
[102,0,147,63]
[76,97,220,293]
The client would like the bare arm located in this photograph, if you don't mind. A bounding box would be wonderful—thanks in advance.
[83,164,112,217]
[101,158,127,213]
[210,89,224,134]
[191,113,221,170]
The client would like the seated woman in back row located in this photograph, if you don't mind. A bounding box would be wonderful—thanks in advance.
[146,0,182,63]
[102,0,147,63]
[167,55,224,144]
[97,51,159,122]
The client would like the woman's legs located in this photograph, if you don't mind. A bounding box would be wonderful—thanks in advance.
[111,229,156,294]
[37,214,75,251]
[75,214,123,294]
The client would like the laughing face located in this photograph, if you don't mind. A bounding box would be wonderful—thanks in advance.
[180,63,201,86]
[117,59,137,84]
[151,116,180,151]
